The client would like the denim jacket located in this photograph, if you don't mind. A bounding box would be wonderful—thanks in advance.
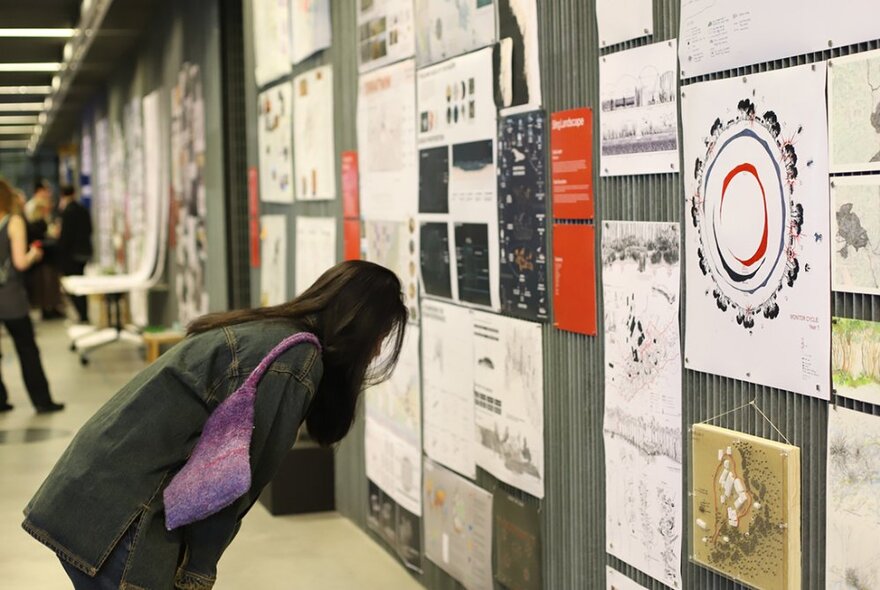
[22,319,323,589]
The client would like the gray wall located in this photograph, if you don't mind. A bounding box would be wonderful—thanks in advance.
[242,1,880,589]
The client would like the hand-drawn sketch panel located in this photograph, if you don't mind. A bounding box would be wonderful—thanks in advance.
[827,407,880,590]
[832,176,880,295]
[691,424,801,590]
[829,50,880,173]
[257,82,293,203]
[293,65,336,200]
[414,0,495,67]
[596,0,652,48]
[602,221,682,589]
[832,317,880,405]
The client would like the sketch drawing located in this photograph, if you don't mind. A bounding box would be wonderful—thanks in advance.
[827,407,880,590]
[832,317,880,405]
[602,221,682,589]
[691,424,801,590]
[829,48,880,173]
[414,0,495,67]
[832,176,880,295]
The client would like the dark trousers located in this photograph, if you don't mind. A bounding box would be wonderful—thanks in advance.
[60,525,135,589]
[0,316,53,408]
[64,262,89,323]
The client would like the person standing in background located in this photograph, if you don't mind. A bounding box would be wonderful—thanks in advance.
[24,181,64,320]
[0,179,64,413]
[57,185,93,324]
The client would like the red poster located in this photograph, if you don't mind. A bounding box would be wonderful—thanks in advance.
[552,223,597,335]
[343,219,360,261]
[551,108,594,220]
[342,151,359,218]
[248,167,260,268]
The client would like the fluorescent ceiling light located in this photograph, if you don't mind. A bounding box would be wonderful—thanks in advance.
[0,102,44,112]
[0,63,62,73]
[0,86,52,95]
[0,140,29,148]
[0,116,38,125]
[0,126,34,134]
[0,29,76,38]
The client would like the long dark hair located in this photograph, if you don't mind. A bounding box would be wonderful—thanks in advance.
[189,260,408,445]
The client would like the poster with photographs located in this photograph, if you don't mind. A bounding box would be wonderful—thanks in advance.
[357,0,415,73]
[257,82,293,203]
[367,480,423,572]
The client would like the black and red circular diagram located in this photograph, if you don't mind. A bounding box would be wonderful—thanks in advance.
[691,99,804,329]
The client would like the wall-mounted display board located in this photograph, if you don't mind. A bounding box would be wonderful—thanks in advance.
[828,48,880,174]
[832,317,880,405]
[682,63,830,399]
[679,0,880,79]
[826,407,880,590]
[831,176,880,295]
[291,0,331,65]
[498,110,549,321]
[602,221,682,589]
[691,424,801,590]
[599,40,679,176]
[259,215,287,306]
[257,82,294,203]
[357,0,415,73]
[414,0,495,67]
[252,0,291,86]
[293,65,336,200]
[595,0,652,49]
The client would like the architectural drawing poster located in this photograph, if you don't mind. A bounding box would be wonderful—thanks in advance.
[357,59,417,221]
[826,407,880,590]
[414,0,495,67]
[606,567,648,590]
[367,480,422,572]
[421,299,477,478]
[80,120,93,208]
[293,65,336,200]
[110,122,127,272]
[691,424,801,590]
[494,490,542,590]
[290,0,331,65]
[251,0,291,86]
[124,97,146,278]
[498,110,548,321]
[418,47,500,310]
[832,317,880,405]
[357,0,415,73]
[602,221,682,589]
[94,117,113,270]
[595,0,652,48]
[831,176,880,295]
[682,63,830,399]
[496,0,542,110]
[294,216,336,295]
[259,215,287,306]
[171,63,209,326]
[552,223,597,336]
[550,108,594,220]
[600,40,679,176]
[679,0,880,79]
[365,325,422,516]
[829,49,880,173]
[257,82,294,203]
[365,219,420,322]
[424,458,494,590]
[472,311,544,498]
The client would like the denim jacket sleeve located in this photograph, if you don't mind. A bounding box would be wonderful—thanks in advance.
[173,346,321,589]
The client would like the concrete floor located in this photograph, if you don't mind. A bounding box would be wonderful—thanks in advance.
[0,320,420,589]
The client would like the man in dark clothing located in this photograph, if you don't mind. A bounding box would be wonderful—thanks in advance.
[57,186,93,323]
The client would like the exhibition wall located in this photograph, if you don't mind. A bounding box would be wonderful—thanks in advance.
[237,1,880,590]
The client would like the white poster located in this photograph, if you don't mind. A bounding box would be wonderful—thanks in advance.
[832,176,880,295]
[421,299,476,478]
[414,0,495,67]
[497,0,542,110]
[252,0,292,86]
[293,65,336,200]
[679,0,880,79]
[357,0,415,73]
[294,215,336,295]
[596,0,652,48]
[423,458,494,590]
[683,63,830,399]
[257,82,294,203]
[826,407,880,590]
[600,39,679,176]
[124,98,148,327]
[357,59,417,220]
[365,326,422,516]
[94,117,113,270]
[260,215,287,306]
[471,311,544,498]
[602,221,682,590]
[417,47,500,310]
[364,219,420,322]
[291,0,331,65]
[110,122,127,273]
[828,49,880,174]
[606,567,649,590]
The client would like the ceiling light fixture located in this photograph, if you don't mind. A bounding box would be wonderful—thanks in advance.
[0,63,62,73]
[0,126,35,134]
[0,102,44,112]
[0,140,29,148]
[0,86,53,95]
[0,29,76,38]
[0,116,39,125]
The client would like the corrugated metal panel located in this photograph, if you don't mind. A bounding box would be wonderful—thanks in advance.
[265,1,880,589]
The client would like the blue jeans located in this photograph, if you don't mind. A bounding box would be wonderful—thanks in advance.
[59,525,135,589]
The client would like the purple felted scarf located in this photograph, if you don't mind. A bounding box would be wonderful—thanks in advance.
[163,332,321,530]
